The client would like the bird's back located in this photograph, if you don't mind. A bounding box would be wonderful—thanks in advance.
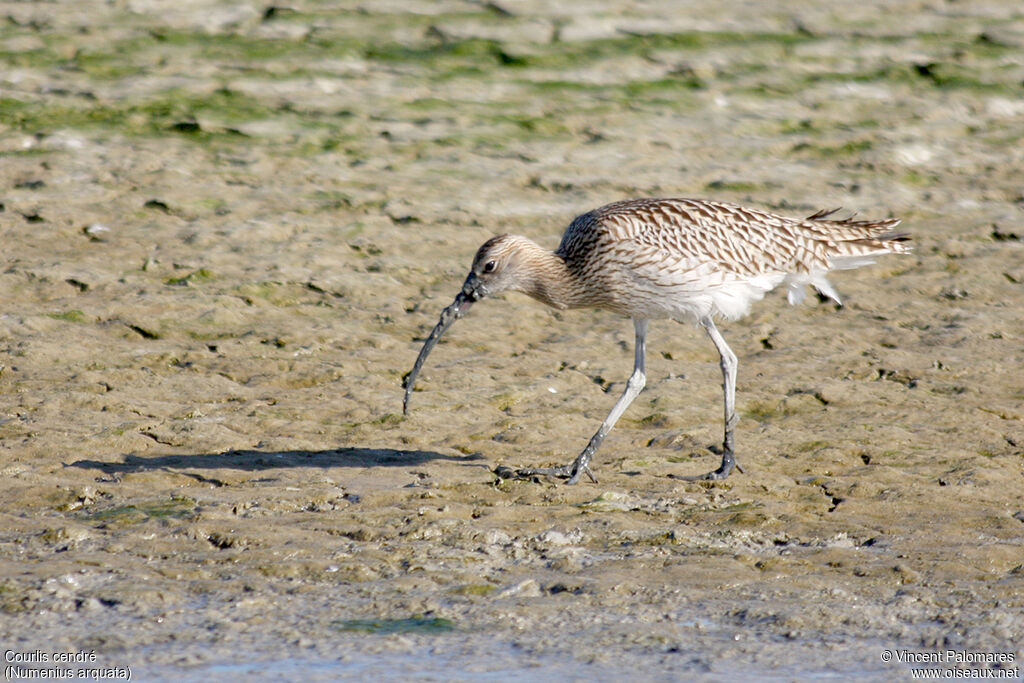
[555,198,908,322]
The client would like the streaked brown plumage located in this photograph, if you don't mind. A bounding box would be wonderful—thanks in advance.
[404,198,910,484]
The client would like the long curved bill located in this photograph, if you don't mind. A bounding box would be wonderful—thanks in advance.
[402,275,483,414]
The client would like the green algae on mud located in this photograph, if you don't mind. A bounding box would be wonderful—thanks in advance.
[75,497,199,527]
[331,616,458,635]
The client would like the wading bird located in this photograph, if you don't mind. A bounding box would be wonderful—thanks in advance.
[403,198,909,484]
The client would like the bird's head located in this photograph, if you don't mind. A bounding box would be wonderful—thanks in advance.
[460,234,535,302]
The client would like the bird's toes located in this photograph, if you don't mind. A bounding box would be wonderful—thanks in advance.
[497,464,572,483]
[493,465,519,480]
[670,468,730,482]
[573,465,598,485]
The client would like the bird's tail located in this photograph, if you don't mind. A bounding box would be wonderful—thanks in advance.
[804,208,911,257]
[786,209,910,305]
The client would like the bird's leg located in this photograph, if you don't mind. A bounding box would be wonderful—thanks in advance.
[679,316,740,480]
[513,318,649,485]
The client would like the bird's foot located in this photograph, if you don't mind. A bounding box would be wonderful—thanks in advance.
[670,456,741,481]
[496,462,598,485]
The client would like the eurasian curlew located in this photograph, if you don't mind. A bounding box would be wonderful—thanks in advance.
[403,198,910,484]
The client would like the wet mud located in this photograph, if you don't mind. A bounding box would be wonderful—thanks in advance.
[1,1,1022,679]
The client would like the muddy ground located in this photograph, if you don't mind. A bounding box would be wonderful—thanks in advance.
[1,0,1023,680]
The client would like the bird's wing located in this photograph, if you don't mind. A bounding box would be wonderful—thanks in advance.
[592,198,830,277]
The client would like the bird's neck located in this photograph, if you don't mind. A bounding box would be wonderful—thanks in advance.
[514,240,586,310]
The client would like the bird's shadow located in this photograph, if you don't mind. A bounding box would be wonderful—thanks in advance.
[67,447,479,477]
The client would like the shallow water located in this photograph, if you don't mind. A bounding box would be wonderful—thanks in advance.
[135,638,893,683]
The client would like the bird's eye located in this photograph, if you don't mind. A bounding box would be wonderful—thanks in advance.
[482,260,497,274]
